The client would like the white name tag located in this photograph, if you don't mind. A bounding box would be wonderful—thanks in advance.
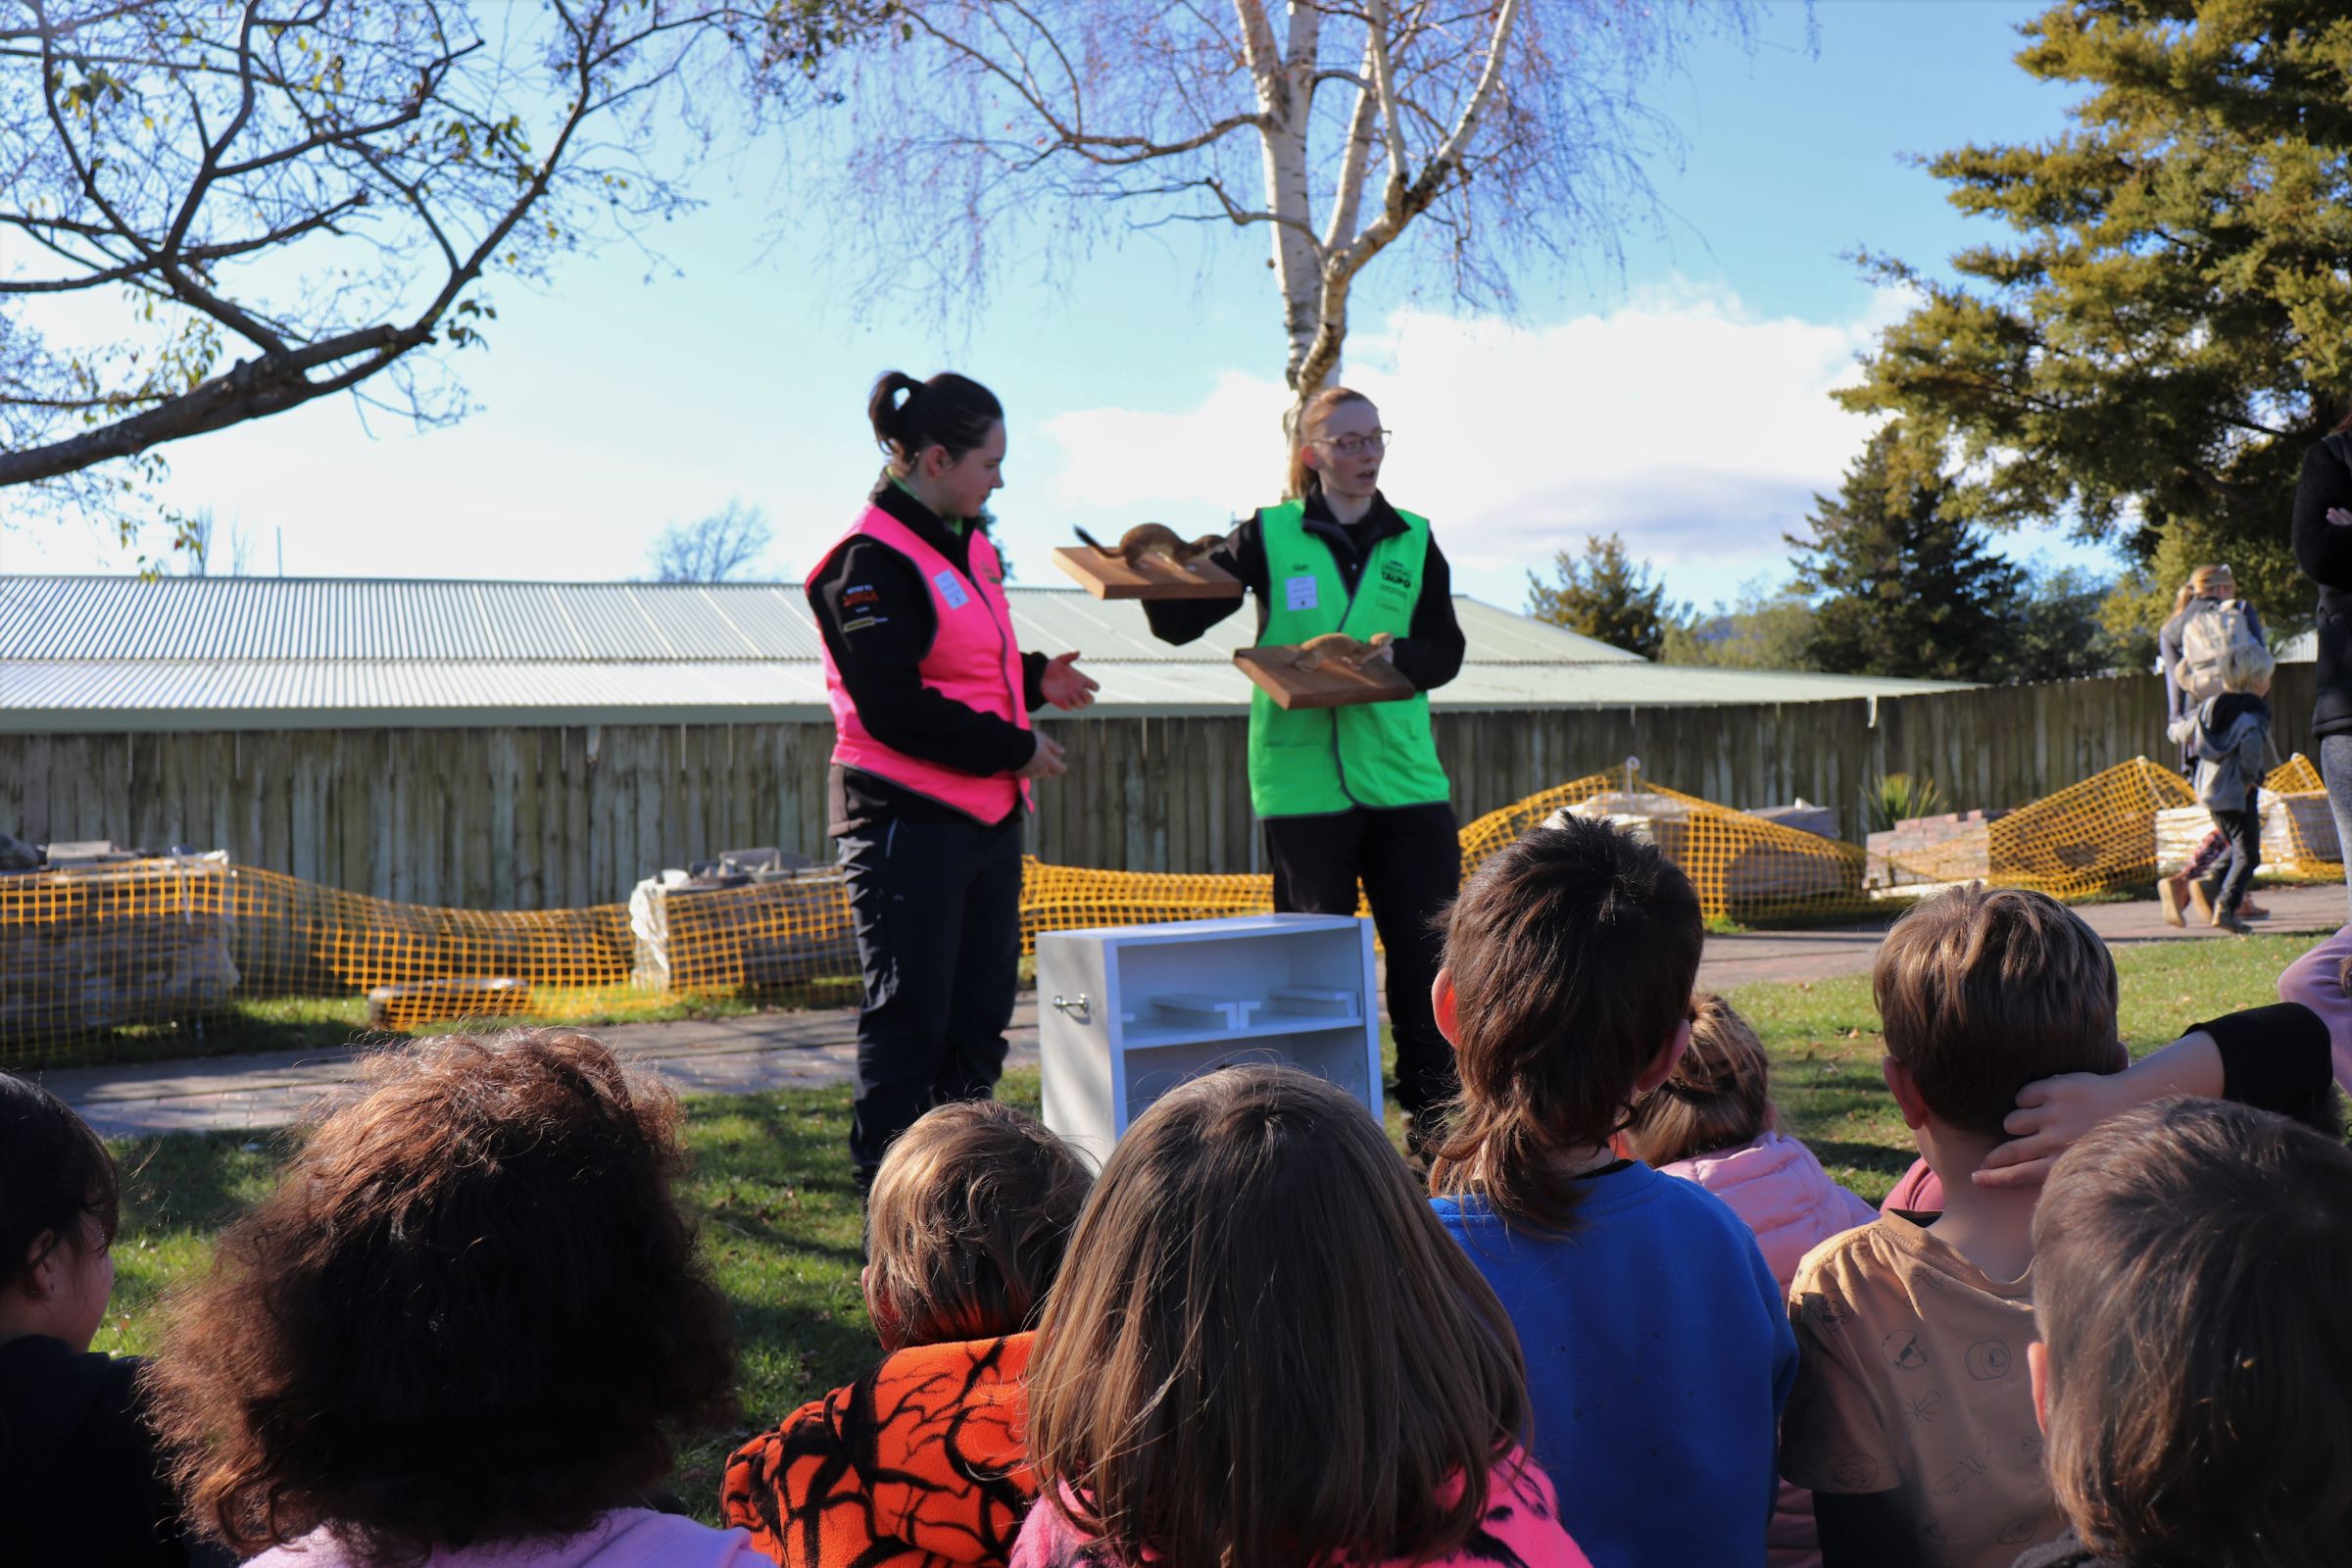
[933,568,971,611]
[1284,574,1319,612]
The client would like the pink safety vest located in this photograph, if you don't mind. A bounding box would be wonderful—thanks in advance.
[813,503,1033,823]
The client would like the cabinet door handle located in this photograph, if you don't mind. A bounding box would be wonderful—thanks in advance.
[1051,992,1091,1020]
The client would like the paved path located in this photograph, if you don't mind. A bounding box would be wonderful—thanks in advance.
[37,884,2349,1138]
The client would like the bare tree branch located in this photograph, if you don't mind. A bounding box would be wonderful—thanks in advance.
[2,0,870,525]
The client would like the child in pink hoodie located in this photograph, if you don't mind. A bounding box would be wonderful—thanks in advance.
[1618,994,1875,1568]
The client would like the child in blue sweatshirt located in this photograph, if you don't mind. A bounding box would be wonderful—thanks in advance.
[1428,819,1796,1568]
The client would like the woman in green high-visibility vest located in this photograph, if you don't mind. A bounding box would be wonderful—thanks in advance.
[1143,386,1466,1158]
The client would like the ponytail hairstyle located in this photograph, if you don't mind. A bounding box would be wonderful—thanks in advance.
[2173,562,2234,617]
[1618,994,1774,1167]
[868,371,1004,475]
[1287,385,1376,499]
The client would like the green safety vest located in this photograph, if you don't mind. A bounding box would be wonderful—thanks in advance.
[1249,499,1452,816]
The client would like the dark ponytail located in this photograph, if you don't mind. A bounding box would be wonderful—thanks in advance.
[868,370,1004,470]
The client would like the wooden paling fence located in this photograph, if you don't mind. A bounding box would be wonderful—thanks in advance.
[0,668,2319,910]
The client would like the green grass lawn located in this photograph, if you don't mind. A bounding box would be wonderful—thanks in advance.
[92,931,2322,1524]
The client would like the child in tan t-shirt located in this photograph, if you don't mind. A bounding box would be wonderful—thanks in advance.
[1780,886,2126,1568]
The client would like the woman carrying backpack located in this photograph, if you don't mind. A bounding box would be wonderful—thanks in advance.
[2291,412,2352,915]
[2156,564,2269,924]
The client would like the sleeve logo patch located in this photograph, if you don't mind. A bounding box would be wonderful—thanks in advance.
[932,569,971,611]
[843,583,881,609]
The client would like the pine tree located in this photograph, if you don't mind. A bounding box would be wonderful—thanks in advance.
[1790,429,2025,680]
[1841,0,2352,627]
[1527,533,1682,660]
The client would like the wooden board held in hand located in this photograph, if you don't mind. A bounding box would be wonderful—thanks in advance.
[1053,546,1245,601]
[1234,646,1417,710]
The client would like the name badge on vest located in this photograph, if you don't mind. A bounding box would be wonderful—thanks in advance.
[932,568,971,611]
[1284,574,1319,612]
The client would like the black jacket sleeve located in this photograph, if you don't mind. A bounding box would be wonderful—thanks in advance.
[1023,650,1050,712]
[2291,438,2352,590]
[2192,1001,2340,1134]
[1391,535,1465,693]
[1141,517,1263,645]
[808,538,1037,778]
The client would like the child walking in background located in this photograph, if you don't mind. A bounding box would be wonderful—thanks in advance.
[2168,637,2276,933]
[1013,1065,1588,1568]
[1429,821,1796,1568]
[1618,995,1877,1568]
[723,1102,1092,1568]
[2015,1099,2352,1568]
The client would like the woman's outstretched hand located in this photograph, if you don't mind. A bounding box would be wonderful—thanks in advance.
[1042,651,1100,710]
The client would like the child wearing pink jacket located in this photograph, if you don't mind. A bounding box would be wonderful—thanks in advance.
[1618,995,1876,1568]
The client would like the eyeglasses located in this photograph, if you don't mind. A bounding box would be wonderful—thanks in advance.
[1313,430,1392,456]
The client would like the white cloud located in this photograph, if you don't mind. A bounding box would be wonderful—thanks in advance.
[1037,281,1914,607]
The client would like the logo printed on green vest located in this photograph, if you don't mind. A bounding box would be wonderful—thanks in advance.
[1249,500,1452,817]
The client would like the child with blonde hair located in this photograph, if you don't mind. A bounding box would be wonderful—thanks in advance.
[1618,995,1876,1568]
[1013,1065,1587,1568]
[724,1101,1092,1568]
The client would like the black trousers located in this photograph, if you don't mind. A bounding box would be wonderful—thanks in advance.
[839,810,1023,1185]
[1262,802,1460,1119]
[2211,795,2262,915]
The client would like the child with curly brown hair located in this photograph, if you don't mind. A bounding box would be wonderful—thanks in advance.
[722,1101,1092,1568]
[144,1030,760,1567]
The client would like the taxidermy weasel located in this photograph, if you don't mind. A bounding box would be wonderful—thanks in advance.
[1074,524,1223,569]
[1293,631,1394,671]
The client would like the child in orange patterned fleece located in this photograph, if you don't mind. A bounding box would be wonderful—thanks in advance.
[721,1102,1092,1568]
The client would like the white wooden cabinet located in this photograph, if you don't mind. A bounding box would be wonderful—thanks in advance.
[1036,913,1383,1163]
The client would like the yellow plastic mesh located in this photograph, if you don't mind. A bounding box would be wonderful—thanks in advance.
[3,755,2338,1064]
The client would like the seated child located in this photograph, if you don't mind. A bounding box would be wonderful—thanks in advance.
[145,1030,764,1566]
[1012,1065,1588,1568]
[1618,994,1876,1568]
[1782,885,2123,1568]
[1428,820,1797,1568]
[0,1074,220,1568]
[723,1101,1093,1567]
[2166,638,2275,933]
[1891,996,2338,1205]
[2014,1098,2352,1568]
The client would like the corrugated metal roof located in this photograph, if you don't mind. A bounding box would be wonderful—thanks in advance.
[0,574,1968,730]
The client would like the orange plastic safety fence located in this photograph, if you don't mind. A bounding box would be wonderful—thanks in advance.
[6,756,2339,1064]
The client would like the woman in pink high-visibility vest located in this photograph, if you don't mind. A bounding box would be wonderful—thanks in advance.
[808,370,1098,1191]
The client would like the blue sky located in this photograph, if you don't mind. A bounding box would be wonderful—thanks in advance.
[4,1,2105,615]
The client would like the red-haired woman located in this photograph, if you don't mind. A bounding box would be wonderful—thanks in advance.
[809,371,1097,1192]
[1143,388,1464,1158]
